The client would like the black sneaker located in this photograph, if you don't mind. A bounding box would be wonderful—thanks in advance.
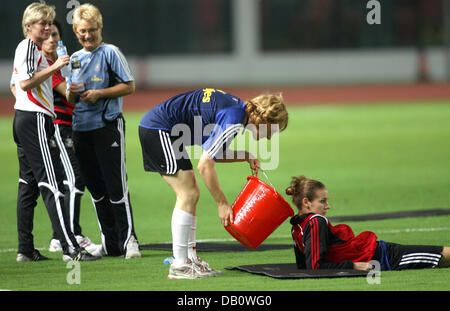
[16,249,50,262]
[62,248,102,262]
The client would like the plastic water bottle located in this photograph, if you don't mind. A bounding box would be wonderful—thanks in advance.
[71,54,85,92]
[56,41,71,77]
[163,256,174,265]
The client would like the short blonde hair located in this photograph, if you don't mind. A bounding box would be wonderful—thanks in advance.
[245,94,288,131]
[22,1,55,37]
[72,3,103,32]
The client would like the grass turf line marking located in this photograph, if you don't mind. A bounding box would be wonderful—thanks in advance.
[378,227,450,234]
[191,226,450,243]
[160,226,450,244]
[0,247,46,254]
[1,227,449,253]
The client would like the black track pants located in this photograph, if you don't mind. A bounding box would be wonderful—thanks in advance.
[73,117,137,256]
[13,110,79,254]
[52,123,85,237]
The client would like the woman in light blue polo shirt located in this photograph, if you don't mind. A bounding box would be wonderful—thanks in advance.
[66,3,140,259]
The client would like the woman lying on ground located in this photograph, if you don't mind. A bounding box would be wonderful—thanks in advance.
[287,175,450,271]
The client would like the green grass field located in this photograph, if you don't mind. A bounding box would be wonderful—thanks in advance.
[0,101,449,291]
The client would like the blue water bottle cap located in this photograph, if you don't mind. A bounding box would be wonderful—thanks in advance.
[58,41,63,46]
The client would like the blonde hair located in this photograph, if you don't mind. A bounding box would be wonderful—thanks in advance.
[245,94,288,131]
[72,3,103,32]
[22,1,55,37]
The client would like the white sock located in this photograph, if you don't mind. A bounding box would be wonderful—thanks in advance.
[188,215,197,261]
[171,208,193,267]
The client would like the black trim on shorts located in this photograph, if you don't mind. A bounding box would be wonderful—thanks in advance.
[138,126,193,175]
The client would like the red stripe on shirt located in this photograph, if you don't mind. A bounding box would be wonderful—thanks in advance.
[311,218,319,269]
[309,219,316,269]
[26,89,55,118]
[315,218,320,269]
[310,218,315,269]
[54,105,74,115]
[48,59,65,89]
[53,120,72,125]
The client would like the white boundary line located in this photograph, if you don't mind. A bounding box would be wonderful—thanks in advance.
[0,247,46,254]
[195,226,450,243]
[2,227,449,253]
[377,227,450,234]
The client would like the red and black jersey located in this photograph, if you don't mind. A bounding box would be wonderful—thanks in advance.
[47,58,74,126]
[290,213,378,269]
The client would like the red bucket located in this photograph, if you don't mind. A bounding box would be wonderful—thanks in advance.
[225,176,294,249]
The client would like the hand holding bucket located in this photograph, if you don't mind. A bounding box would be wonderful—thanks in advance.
[225,170,294,249]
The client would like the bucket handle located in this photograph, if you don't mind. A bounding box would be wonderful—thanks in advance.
[255,168,278,197]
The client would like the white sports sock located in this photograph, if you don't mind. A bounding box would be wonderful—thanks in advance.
[188,215,197,260]
[171,208,193,267]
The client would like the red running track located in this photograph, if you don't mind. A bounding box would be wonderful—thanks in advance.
[1,83,449,116]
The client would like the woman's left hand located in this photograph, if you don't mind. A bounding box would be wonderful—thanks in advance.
[353,262,374,271]
[248,154,260,177]
[80,89,101,104]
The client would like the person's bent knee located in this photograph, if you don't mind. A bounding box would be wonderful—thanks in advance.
[178,186,200,206]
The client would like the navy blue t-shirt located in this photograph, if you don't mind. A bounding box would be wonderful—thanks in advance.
[139,88,246,160]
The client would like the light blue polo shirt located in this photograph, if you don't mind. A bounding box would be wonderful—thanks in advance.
[67,43,134,131]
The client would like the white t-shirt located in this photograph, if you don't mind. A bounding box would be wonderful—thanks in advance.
[12,38,55,118]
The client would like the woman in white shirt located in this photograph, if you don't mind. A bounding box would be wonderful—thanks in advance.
[12,1,99,262]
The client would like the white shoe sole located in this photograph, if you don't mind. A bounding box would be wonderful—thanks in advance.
[62,254,72,262]
[88,245,105,257]
[125,251,142,259]
[168,264,207,279]
[167,273,201,280]
[84,244,102,256]
[16,255,31,262]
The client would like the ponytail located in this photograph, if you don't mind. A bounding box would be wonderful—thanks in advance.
[285,175,325,210]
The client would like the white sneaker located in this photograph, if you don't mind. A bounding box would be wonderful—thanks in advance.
[48,239,62,252]
[75,235,101,256]
[168,259,208,279]
[89,244,105,257]
[191,256,223,277]
[125,236,142,259]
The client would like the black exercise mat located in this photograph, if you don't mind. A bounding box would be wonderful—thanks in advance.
[225,263,369,279]
[140,242,292,252]
[328,208,450,222]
